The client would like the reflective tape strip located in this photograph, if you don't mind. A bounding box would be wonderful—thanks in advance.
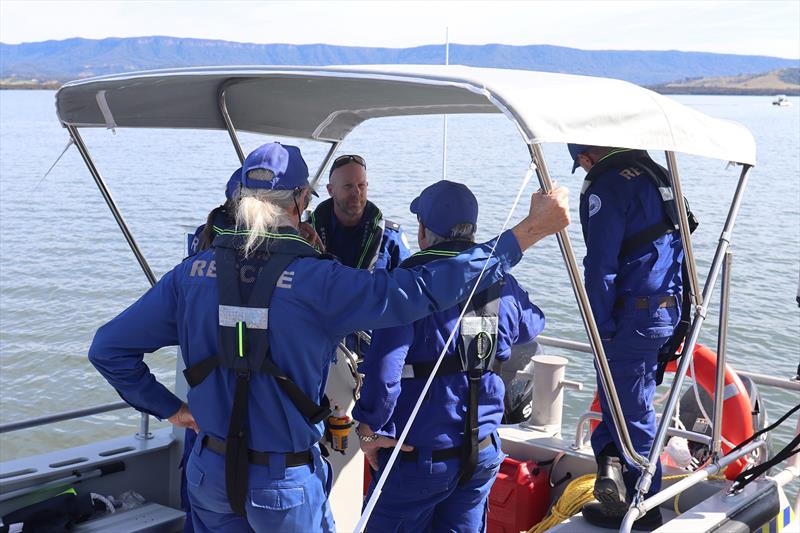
[659,186,675,201]
[461,316,498,336]
[723,383,739,401]
[95,90,117,131]
[238,322,245,358]
[401,365,416,379]
[219,305,268,329]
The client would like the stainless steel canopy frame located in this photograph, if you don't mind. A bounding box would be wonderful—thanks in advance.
[53,68,774,533]
[218,81,246,164]
[63,80,346,445]
[217,79,342,190]
[622,163,753,532]
[64,124,157,437]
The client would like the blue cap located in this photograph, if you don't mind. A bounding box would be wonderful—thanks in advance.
[241,142,310,191]
[224,168,241,200]
[568,143,590,174]
[410,180,478,237]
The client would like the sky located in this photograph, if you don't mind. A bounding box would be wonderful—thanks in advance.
[1,0,799,59]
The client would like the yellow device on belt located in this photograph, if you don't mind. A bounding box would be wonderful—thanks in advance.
[326,406,353,454]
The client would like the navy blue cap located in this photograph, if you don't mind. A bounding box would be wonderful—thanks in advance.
[241,142,311,191]
[224,168,241,200]
[410,180,478,237]
[568,143,590,174]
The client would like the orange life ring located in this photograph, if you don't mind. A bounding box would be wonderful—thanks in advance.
[588,343,754,480]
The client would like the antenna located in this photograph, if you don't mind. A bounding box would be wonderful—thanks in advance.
[442,27,449,181]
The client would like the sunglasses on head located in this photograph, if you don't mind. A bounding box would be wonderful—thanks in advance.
[329,154,366,176]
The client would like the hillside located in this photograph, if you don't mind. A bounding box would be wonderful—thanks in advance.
[1,36,798,88]
[652,68,800,95]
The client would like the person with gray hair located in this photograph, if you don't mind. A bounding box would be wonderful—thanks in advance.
[88,148,570,532]
[354,180,547,532]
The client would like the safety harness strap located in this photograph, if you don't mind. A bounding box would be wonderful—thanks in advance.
[460,368,483,486]
[458,285,500,486]
[183,355,220,387]
[226,368,251,516]
[616,160,698,259]
[399,240,501,483]
[618,220,675,259]
[182,231,330,516]
[259,356,330,424]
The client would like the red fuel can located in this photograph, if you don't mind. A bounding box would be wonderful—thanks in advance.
[488,457,550,533]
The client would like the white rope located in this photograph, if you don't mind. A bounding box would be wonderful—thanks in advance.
[353,163,537,532]
[34,137,74,191]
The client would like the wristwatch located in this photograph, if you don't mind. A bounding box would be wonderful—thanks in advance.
[356,424,380,443]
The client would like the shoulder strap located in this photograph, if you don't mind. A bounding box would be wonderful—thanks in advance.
[400,240,473,269]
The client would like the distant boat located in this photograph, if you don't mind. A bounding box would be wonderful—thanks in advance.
[772,95,791,106]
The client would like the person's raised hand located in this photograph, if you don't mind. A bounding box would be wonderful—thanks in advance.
[512,186,570,250]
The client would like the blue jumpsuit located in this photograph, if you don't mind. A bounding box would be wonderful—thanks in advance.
[353,244,545,532]
[580,149,683,497]
[88,229,525,532]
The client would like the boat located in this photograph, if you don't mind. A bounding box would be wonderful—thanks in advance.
[772,95,792,106]
[1,65,798,532]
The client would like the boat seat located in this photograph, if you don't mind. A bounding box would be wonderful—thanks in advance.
[73,502,185,533]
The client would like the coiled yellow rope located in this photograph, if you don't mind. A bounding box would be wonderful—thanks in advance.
[526,472,728,533]
[527,474,597,533]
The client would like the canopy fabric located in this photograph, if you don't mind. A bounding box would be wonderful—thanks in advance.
[56,65,756,165]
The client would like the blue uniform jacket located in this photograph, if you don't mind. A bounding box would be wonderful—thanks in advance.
[88,230,523,453]
[374,224,411,271]
[353,271,544,450]
[580,150,683,339]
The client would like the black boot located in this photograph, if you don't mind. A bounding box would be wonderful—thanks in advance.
[581,503,663,531]
[593,454,627,514]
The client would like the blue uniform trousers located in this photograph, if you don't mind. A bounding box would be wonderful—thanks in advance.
[181,429,197,532]
[186,436,335,533]
[591,300,679,497]
[365,433,505,533]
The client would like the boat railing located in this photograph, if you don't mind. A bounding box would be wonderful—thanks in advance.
[2,333,795,438]
[0,402,152,439]
[537,335,800,393]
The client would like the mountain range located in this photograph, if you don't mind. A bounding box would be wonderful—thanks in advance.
[2,36,799,87]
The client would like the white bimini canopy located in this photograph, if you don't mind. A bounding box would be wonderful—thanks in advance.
[56,64,756,165]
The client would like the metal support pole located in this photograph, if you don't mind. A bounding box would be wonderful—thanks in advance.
[528,143,646,468]
[665,151,703,307]
[632,164,752,504]
[135,411,152,440]
[620,439,765,533]
[65,125,157,287]
[712,249,733,459]
[218,80,246,164]
[309,142,341,192]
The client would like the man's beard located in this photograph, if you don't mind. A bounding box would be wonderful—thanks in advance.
[335,197,365,221]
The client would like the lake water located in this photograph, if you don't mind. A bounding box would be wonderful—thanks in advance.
[1,91,798,491]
